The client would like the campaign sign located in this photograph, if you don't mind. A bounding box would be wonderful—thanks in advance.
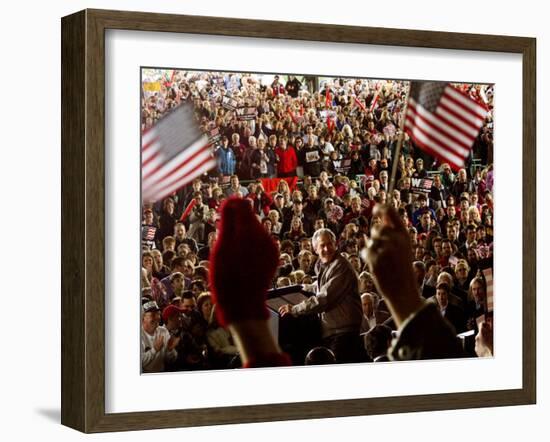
[236,106,258,120]
[411,178,433,193]
[305,151,321,163]
[222,96,239,111]
[334,158,352,173]
[208,127,221,144]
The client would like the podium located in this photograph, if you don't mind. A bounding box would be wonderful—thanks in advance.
[266,285,322,365]
[457,329,476,357]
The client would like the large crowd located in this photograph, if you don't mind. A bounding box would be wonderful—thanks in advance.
[140,70,495,372]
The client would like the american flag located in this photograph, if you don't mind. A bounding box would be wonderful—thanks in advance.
[369,92,379,112]
[421,178,433,190]
[411,177,434,192]
[405,82,488,171]
[142,225,156,242]
[482,268,494,313]
[141,102,216,202]
[353,96,368,114]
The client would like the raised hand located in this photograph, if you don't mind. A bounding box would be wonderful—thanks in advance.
[278,304,293,317]
[167,335,180,351]
[209,197,279,327]
[365,204,424,327]
[208,198,285,366]
[475,321,493,357]
[153,334,164,352]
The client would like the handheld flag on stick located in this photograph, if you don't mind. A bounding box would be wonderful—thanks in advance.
[327,115,334,134]
[388,83,411,195]
[324,85,334,133]
[353,96,368,114]
[325,86,331,108]
[404,81,488,171]
[141,102,216,202]
[482,268,494,313]
[369,93,379,112]
[287,106,298,124]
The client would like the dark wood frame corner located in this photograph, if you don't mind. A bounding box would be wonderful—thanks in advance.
[61,9,536,433]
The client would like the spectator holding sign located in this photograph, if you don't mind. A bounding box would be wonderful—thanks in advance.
[303,137,322,177]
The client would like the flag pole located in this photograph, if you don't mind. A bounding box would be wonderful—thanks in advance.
[388,81,412,196]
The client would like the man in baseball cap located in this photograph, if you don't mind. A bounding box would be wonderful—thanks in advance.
[162,304,183,326]
[142,299,160,314]
[141,299,179,373]
[161,301,207,371]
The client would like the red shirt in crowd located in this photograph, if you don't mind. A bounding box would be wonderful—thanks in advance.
[275,145,298,175]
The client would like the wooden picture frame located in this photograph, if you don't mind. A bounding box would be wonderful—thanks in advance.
[61,9,536,433]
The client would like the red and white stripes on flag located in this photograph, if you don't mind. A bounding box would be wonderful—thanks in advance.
[405,82,488,171]
[141,103,216,202]
[482,268,494,313]
[369,93,379,112]
[353,96,368,114]
[144,226,156,241]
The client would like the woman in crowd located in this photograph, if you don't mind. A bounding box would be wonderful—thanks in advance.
[197,292,213,319]
[283,216,307,242]
[157,197,178,242]
[141,252,155,286]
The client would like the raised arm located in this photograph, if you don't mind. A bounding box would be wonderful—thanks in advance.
[209,198,291,367]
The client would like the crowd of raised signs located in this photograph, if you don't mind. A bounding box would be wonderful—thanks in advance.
[139,70,495,372]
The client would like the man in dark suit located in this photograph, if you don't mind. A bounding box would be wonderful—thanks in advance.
[458,224,478,257]
[435,282,466,334]
[413,260,436,299]
[363,324,393,362]
[360,292,391,333]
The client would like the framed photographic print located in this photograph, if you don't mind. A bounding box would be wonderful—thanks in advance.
[61,9,536,433]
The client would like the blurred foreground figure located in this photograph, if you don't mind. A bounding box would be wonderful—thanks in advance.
[363,205,464,360]
[209,199,464,367]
